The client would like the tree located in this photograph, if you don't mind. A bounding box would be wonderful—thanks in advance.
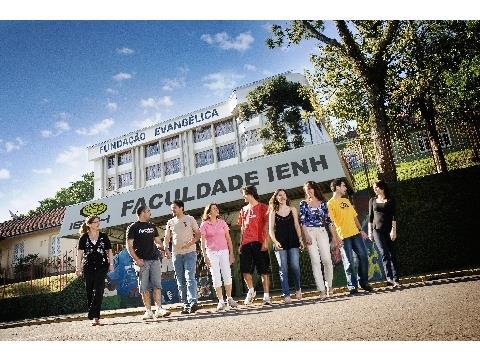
[26,172,94,216]
[237,75,314,155]
[268,21,400,182]
[440,21,480,162]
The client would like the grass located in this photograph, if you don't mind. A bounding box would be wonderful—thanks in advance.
[352,149,479,190]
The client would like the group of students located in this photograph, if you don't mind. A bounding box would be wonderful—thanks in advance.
[75,178,399,326]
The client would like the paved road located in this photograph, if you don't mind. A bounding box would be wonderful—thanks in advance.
[1,276,479,341]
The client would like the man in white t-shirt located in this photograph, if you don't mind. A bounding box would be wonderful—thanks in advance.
[164,200,201,314]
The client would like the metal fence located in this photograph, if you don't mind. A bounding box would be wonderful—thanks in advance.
[0,249,77,299]
[338,131,480,191]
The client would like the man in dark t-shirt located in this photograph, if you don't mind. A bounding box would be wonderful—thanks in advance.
[126,205,170,320]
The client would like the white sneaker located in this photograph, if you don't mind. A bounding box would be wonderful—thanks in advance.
[262,296,272,305]
[216,301,226,311]
[284,296,292,304]
[154,307,171,318]
[227,297,238,308]
[142,310,153,320]
[244,290,256,305]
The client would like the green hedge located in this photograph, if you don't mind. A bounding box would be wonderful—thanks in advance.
[391,165,480,276]
[0,277,88,322]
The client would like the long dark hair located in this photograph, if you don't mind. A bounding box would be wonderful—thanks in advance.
[303,181,326,202]
[269,189,290,213]
[374,180,392,200]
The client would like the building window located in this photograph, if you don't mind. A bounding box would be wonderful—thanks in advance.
[13,243,24,264]
[416,128,452,153]
[107,155,115,169]
[194,125,212,143]
[217,143,236,162]
[145,142,160,157]
[162,135,179,152]
[51,236,61,257]
[214,119,234,137]
[107,177,115,191]
[240,129,260,151]
[195,149,214,168]
[118,172,133,188]
[164,158,181,175]
[117,151,132,166]
[146,164,161,181]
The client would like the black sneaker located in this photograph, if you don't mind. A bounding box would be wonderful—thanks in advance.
[361,284,374,292]
[180,305,190,314]
[349,288,359,295]
[188,303,199,314]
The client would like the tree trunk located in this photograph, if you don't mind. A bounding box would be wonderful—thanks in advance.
[466,118,480,162]
[418,95,448,173]
[367,86,397,183]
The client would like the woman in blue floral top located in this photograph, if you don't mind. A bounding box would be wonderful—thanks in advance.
[300,181,340,299]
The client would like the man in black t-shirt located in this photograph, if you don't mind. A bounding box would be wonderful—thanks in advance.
[126,205,171,319]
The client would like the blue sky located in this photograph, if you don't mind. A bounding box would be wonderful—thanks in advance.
[0,20,338,221]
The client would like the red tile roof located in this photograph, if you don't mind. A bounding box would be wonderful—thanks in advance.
[0,208,65,239]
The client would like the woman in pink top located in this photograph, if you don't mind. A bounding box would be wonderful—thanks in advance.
[200,203,238,311]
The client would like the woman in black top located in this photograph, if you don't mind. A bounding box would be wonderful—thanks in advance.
[268,189,305,303]
[75,215,113,325]
[368,180,400,287]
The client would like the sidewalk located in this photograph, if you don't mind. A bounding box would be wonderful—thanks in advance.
[1,267,479,330]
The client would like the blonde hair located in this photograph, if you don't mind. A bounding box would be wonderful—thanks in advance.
[80,216,100,235]
[202,203,220,221]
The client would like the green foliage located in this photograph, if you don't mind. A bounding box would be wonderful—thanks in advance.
[268,20,400,182]
[26,172,94,216]
[1,273,77,299]
[237,75,313,155]
[352,149,479,191]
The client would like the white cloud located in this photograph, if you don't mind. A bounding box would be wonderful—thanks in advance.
[116,47,134,55]
[140,96,174,109]
[0,191,4,198]
[106,88,118,95]
[41,130,53,138]
[244,64,257,71]
[201,31,254,52]
[133,113,162,129]
[55,120,70,131]
[162,66,189,92]
[106,101,118,112]
[0,168,11,180]
[40,116,71,138]
[113,72,132,82]
[32,168,52,175]
[55,146,86,165]
[76,118,115,136]
[262,70,273,76]
[5,137,26,153]
[202,72,245,94]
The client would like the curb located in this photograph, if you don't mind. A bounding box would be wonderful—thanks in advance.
[1,267,479,330]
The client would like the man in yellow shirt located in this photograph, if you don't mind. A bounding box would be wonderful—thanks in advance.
[327,179,373,294]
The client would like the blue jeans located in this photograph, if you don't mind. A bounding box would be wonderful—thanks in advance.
[342,234,369,290]
[274,247,301,297]
[172,251,198,306]
[373,229,399,282]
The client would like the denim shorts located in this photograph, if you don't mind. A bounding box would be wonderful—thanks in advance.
[136,259,162,293]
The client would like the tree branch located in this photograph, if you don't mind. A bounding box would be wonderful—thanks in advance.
[373,21,400,67]
[301,20,342,48]
[335,21,369,78]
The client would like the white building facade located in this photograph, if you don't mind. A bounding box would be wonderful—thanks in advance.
[88,72,330,199]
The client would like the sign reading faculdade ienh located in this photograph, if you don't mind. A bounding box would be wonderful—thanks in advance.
[60,142,346,237]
